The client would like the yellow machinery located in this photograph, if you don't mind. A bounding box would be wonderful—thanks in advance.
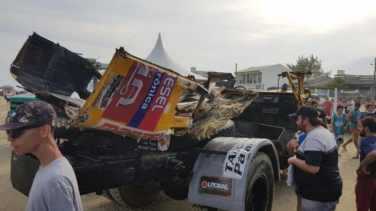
[278,71,311,107]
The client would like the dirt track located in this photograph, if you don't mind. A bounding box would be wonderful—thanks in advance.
[0,98,358,210]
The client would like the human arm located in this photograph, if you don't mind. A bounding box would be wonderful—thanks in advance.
[330,102,334,115]
[357,113,363,127]
[321,117,327,128]
[360,150,376,174]
[346,111,354,128]
[347,110,354,121]
[288,157,320,174]
[343,114,349,129]
[47,181,81,211]
[287,138,299,156]
[319,110,327,127]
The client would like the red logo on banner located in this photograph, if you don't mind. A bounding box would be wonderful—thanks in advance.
[137,74,177,130]
[102,62,156,123]
[201,181,208,188]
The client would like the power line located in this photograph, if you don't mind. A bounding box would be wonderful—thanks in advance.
[0,58,8,69]
[9,45,18,51]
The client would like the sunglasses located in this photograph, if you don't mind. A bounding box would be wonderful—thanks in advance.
[6,124,47,139]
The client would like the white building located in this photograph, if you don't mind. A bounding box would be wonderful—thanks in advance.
[190,67,209,78]
[235,64,290,90]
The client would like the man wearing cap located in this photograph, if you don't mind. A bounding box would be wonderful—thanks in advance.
[288,106,342,211]
[0,101,82,211]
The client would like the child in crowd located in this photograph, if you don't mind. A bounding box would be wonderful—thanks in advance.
[331,105,347,156]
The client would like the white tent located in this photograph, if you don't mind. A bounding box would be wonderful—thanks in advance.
[146,33,206,80]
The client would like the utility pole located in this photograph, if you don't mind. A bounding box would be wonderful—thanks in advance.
[374,57,376,101]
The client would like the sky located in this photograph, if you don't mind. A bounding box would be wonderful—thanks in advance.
[1,0,376,88]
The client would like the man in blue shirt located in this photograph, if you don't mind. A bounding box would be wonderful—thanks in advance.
[356,117,376,211]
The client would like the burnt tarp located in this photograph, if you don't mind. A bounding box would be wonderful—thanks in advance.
[10,33,101,99]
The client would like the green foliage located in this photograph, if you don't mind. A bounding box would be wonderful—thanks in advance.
[286,55,330,77]
[322,77,350,89]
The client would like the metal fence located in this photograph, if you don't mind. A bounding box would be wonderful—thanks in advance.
[312,88,369,104]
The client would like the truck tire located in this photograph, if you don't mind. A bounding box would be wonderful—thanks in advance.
[245,152,274,211]
[163,181,189,200]
[108,181,161,208]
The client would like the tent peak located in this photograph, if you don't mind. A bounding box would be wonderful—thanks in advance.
[145,33,206,80]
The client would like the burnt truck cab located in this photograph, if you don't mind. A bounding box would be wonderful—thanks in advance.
[9,33,298,211]
[10,91,296,211]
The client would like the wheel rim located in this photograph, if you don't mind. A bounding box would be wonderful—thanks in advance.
[247,174,269,211]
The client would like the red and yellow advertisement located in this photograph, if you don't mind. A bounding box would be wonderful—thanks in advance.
[77,50,201,140]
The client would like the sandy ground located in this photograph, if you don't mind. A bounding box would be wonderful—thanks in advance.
[0,98,359,211]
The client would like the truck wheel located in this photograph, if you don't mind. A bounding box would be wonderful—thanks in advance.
[108,181,161,208]
[245,152,274,211]
[163,182,189,200]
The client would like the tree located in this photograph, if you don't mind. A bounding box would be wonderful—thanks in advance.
[286,55,330,83]
[322,77,350,89]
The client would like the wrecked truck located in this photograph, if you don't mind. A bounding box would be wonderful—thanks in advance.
[9,33,300,211]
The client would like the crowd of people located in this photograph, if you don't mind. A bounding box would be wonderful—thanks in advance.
[287,95,376,211]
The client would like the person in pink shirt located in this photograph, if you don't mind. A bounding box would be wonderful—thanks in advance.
[323,97,333,117]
